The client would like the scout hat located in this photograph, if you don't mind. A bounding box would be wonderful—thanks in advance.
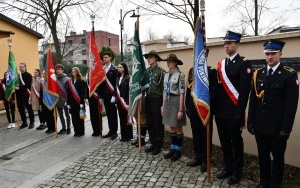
[263,39,285,53]
[163,54,183,65]
[143,50,162,61]
[223,30,242,43]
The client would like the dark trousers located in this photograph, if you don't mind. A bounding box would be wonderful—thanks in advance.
[57,106,70,130]
[145,96,164,147]
[190,116,213,163]
[37,110,45,124]
[71,112,84,135]
[216,118,244,175]
[4,99,15,123]
[102,94,118,134]
[44,106,55,131]
[17,96,34,125]
[117,104,133,140]
[88,97,100,134]
[255,133,287,188]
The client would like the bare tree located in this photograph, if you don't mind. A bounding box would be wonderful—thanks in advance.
[145,27,158,41]
[129,0,200,32]
[0,0,105,64]
[224,0,299,35]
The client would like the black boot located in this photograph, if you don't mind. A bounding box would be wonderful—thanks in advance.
[66,128,71,135]
[171,150,181,161]
[135,138,146,147]
[164,149,176,159]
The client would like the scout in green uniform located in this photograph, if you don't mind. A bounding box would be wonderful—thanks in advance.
[143,50,166,155]
[247,39,299,188]
[162,54,186,161]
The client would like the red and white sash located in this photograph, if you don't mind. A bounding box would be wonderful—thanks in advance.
[105,79,114,94]
[31,80,40,99]
[0,83,5,92]
[217,59,239,105]
[116,87,128,111]
[67,80,81,104]
[56,78,67,99]
[19,73,31,96]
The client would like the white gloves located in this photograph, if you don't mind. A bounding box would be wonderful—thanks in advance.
[99,99,104,105]
[110,96,116,103]
[67,105,71,109]
[64,102,67,106]
[85,99,89,105]
[80,104,84,108]
[125,105,129,110]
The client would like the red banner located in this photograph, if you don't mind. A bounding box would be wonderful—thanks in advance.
[47,49,58,94]
[88,30,105,97]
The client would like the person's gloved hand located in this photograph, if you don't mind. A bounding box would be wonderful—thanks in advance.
[99,99,104,105]
[80,104,84,108]
[110,96,116,103]
[67,105,71,109]
[247,124,255,135]
[125,104,129,110]
[279,131,290,141]
[64,102,67,106]
[85,99,89,105]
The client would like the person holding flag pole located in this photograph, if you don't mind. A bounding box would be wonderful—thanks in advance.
[5,39,20,129]
[87,15,106,137]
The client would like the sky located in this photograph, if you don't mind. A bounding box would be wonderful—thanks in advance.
[64,0,300,44]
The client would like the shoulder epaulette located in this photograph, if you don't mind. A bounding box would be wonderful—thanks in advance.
[243,57,248,61]
[283,66,296,73]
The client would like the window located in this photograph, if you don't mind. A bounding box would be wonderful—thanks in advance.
[69,50,73,56]
[81,38,86,44]
[82,60,87,64]
[108,37,111,47]
[68,40,73,44]
[82,49,86,55]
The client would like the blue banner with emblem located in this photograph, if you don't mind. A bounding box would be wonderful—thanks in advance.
[191,17,210,125]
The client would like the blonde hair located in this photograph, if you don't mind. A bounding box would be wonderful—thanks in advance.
[71,67,82,81]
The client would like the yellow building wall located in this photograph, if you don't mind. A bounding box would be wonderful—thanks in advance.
[144,32,300,167]
[0,19,40,78]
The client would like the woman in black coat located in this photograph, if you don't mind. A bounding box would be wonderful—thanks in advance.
[116,63,133,142]
[67,67,86,137]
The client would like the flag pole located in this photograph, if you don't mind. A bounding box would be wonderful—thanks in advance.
[199,0,211,182]
[7,39,21,130]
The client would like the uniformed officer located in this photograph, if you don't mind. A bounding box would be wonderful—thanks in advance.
[215,31,252,185]
[161,54,186,162]
[143,50,166,155]
[185,65,218,172]
[247,39,299,188]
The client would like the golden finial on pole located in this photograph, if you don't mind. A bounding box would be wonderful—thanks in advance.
[7,38,12,51]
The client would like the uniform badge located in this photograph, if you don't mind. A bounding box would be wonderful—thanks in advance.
[247,68,251,74]
[278,71,281,74]
[261,83,263,86]
[233,61,235,63]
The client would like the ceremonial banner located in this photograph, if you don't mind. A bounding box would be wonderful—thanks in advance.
[88,29,105,97]
[43,48,59,110]
[5,51,19,101]
[191,17,211,125]
[128,22,149,116]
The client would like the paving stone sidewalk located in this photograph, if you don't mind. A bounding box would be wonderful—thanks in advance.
[37,139,257,188]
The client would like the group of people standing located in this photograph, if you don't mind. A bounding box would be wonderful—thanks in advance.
[0,30,298,188]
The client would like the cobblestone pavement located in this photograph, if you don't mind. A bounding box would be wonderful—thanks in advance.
[37,139,257,188]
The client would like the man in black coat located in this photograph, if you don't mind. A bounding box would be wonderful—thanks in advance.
[247,39,299,188]
[215,31,252,185]
[185,65,218,172]
[16,62,35,129]
[98,51,118,140]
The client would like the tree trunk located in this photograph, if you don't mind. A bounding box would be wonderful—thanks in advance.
[51,25,63,64]
[255,0,258,36]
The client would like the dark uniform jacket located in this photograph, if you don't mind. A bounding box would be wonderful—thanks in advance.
[117,75,130,105]
[186,66,218,118]
[99,64,117,97]
[216,54,252,119]
[145,64,165,97]
[67,79,86,115]
[16,71,32,99]
[247,64,299,134]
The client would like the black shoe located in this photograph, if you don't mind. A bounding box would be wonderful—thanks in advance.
[45,129,54,133]
[171,151,181,161]
[216,169,233,179]
[135,139,146,147]
[58,129,66,135]
[151,146,161,155]
[164,149,176,159]
[66,128,71,135]
[122,138,130,142]
[187,160,201,167]
[36,124,47,130]
[200,163,207,172]
[92,133,100,137]
[20,124,28,129]
[145,145,156,153]
[255,183,270,188]
[111,133,118,140]
[74,134,79,137]
[103,132,112,138]
[28,124,34,129]
[228,174,242,185]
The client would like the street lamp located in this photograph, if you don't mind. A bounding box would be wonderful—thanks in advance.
[119,9,140,63]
